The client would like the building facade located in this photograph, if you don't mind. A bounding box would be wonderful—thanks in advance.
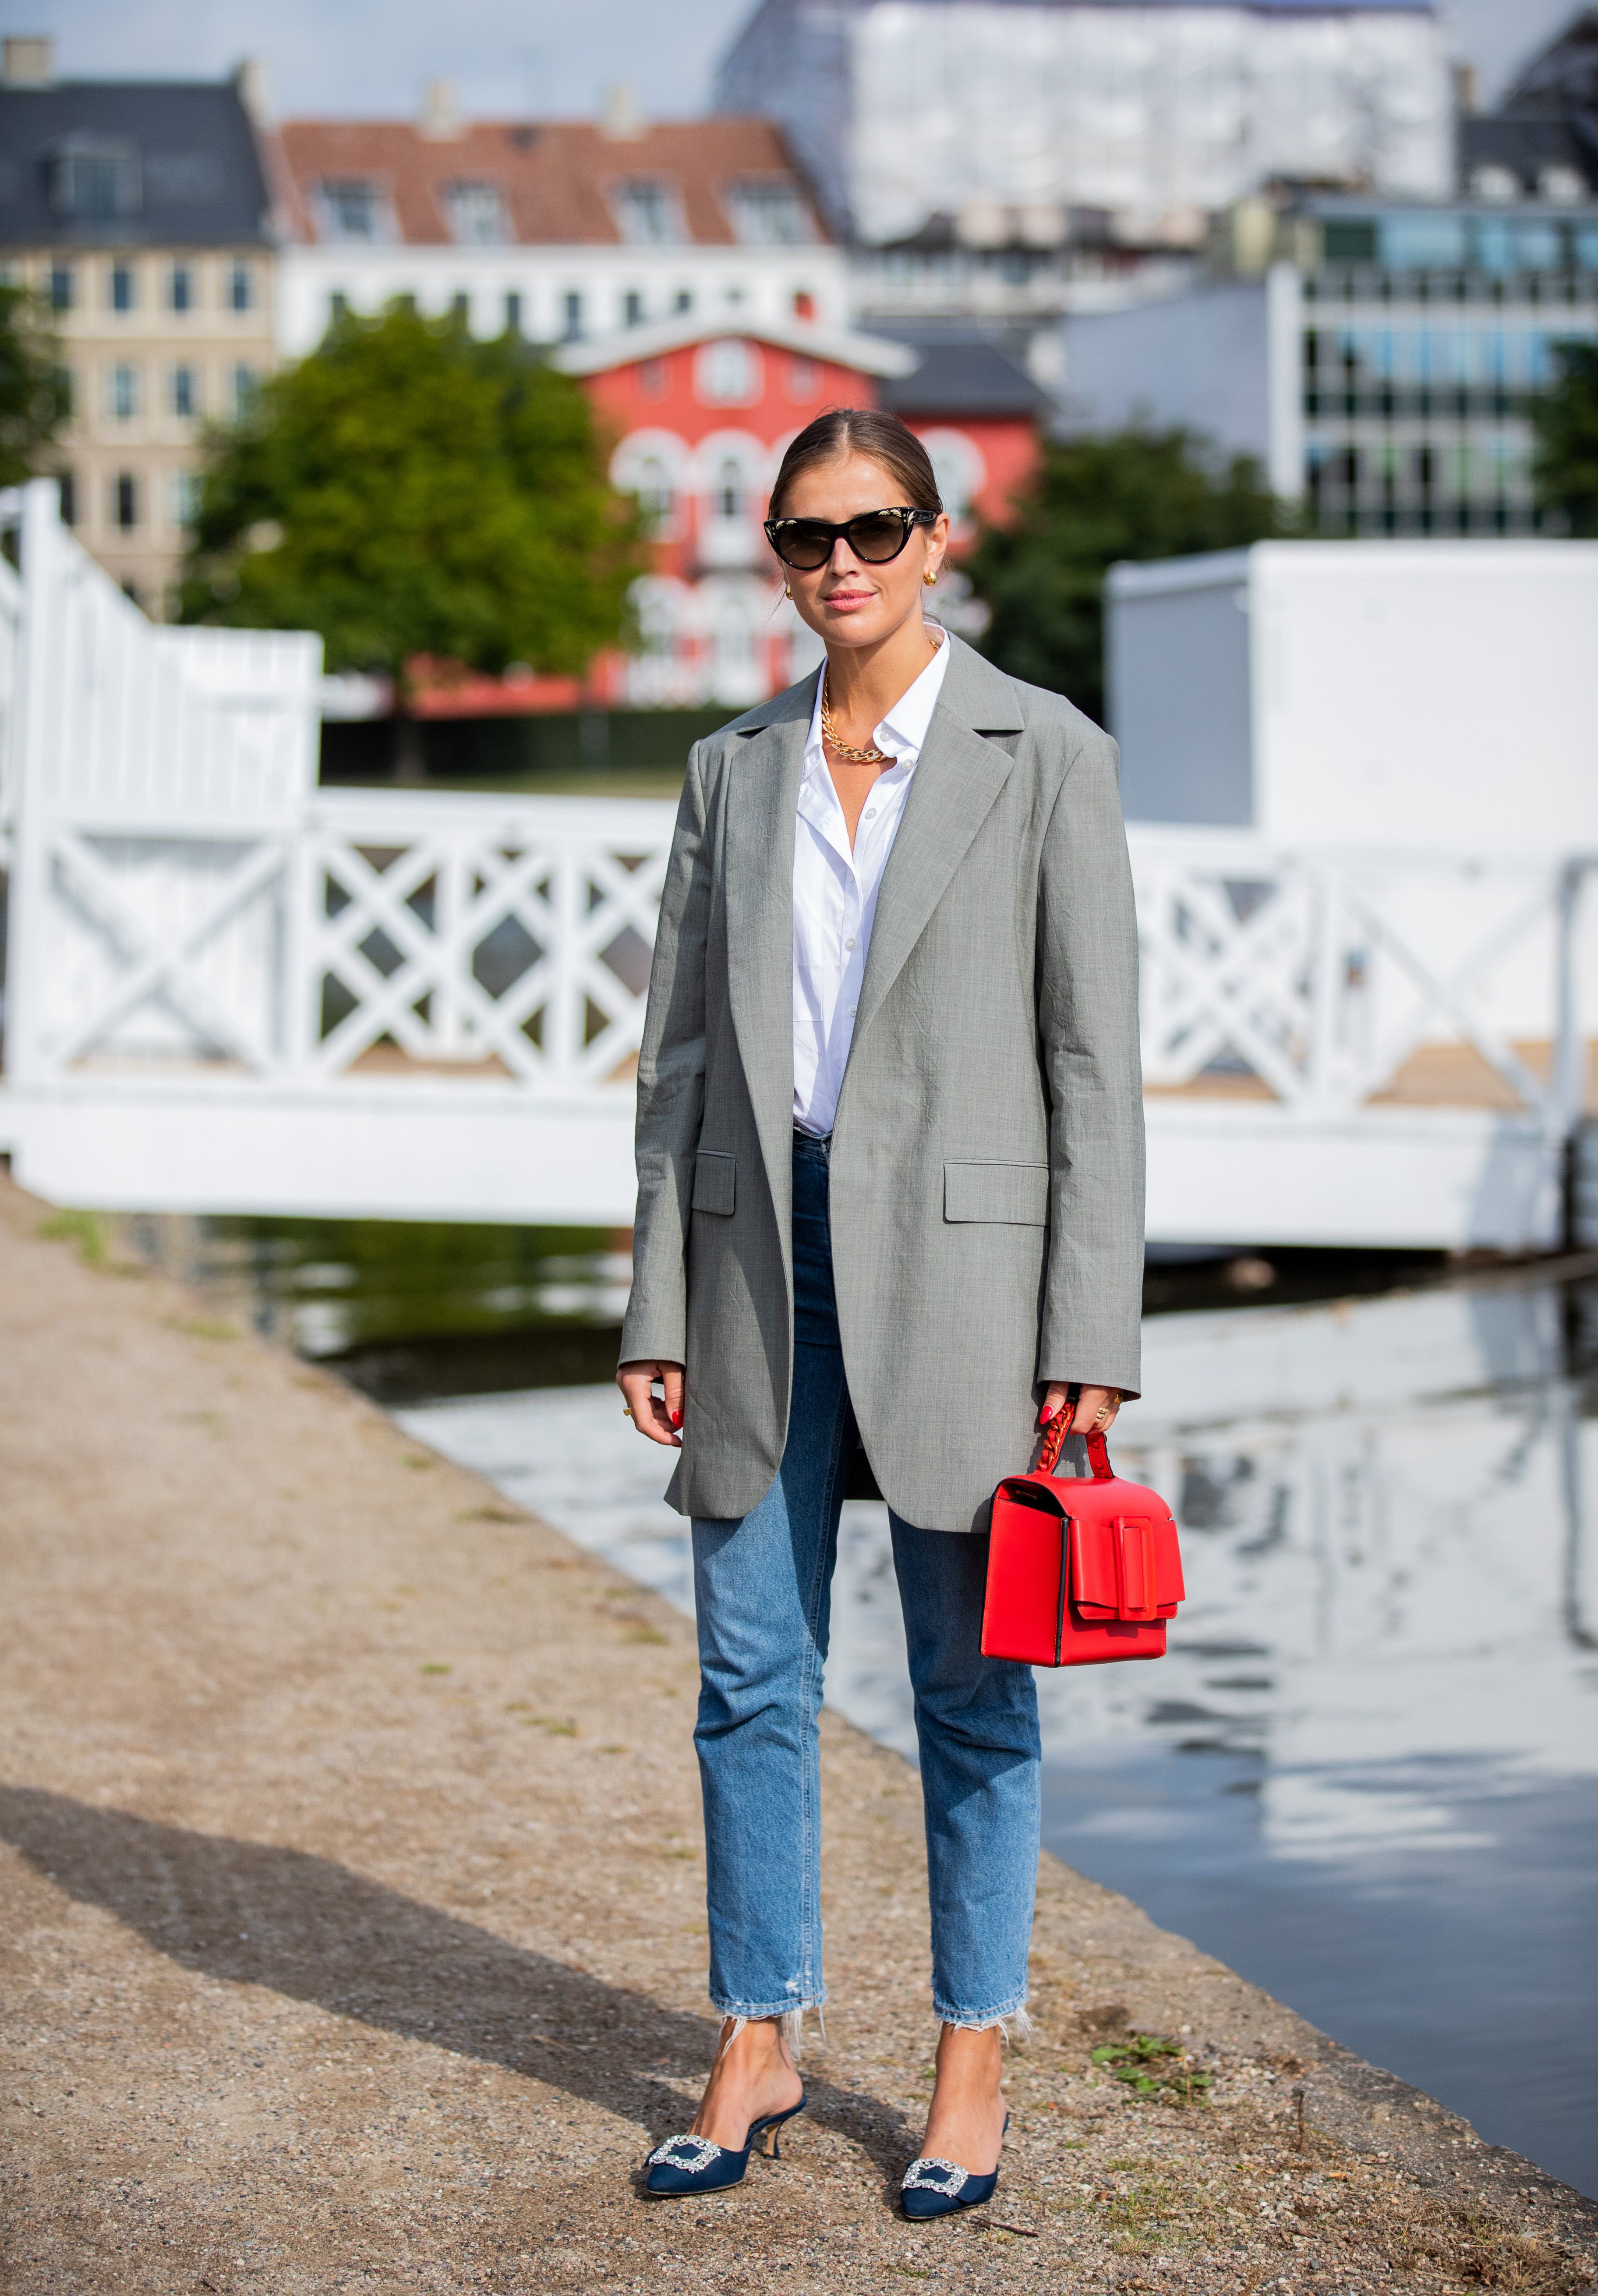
[270,102,848,361]
[717,0,1453,327]
[0,43,276,614]
[1059,195,1598,535]
[551,313,914,707]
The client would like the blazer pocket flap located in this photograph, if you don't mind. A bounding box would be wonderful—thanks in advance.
[943,1159,1049,1226]
[692,1150,736,1217]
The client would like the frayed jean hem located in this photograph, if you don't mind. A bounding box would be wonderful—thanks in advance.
[710,1993,827,2020]
[934,1998,1033,2041]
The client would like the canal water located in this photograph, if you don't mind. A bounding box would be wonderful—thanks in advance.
[131,1217,1598,2199]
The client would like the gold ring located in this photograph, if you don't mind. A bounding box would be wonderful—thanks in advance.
[1093,1402,1111,1424]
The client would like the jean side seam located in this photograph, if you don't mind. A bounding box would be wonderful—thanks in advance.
[795,1379,850,2007]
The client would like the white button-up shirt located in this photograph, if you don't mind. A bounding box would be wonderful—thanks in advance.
[792,630,950,1136]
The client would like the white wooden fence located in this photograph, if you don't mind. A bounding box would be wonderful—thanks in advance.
[0,481,1589,1247]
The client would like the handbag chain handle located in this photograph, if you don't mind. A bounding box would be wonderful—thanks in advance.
[1037,1411,1114,1480]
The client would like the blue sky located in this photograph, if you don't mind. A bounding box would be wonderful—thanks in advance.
[16,0,1576,120]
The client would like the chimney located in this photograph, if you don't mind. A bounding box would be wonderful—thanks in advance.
[2,35,53,87]
[601,81,643,141]
[419,78,463,142]
[233,56,271,123]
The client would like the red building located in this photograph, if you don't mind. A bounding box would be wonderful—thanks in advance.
[555,313,1051,709]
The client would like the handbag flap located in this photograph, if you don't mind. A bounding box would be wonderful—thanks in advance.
[1069,1510,1184,1621]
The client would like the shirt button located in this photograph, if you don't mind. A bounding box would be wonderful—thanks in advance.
[863,810,876,820]
[845,936,856,950]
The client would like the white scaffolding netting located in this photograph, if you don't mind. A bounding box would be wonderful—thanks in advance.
[844,4,1452,245]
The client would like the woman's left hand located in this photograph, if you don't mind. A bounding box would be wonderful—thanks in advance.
[1042,1382,1121,1437]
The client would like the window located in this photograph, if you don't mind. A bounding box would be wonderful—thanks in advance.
[169,364,199,418]
[230,363,260,419]
[170,263,193,313]
[1322,219,1377,265]
[57,470,76,527]
[792,289,815,320]
[714,458,745,519]
[47,136,141,223]
[49,263,73,312]
[624,289,644,326]
[562,291,583,340]
[504,291,523,335]
[634,454,675,534]
[1381,213,1467,271]
[724,179,812,246]
[329,291,349,326]
[168,469,202,530]
[613,180,680,244]
[674,287,693,313]
[444,181,509,245]
[318,179,385,242]
[229,260,255,312]
[107,362,139,420]
[53,365,73,417]
[694,336,760,407]
[638,358,667,401]
[120,578,141,607]
[112,471,138,531]
[110,262,136,313]
[451,291,471,326]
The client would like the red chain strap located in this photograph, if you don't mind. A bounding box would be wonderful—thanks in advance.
[1037,1411,1114,1480]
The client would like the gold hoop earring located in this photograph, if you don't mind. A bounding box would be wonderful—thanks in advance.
[784,583,792,598]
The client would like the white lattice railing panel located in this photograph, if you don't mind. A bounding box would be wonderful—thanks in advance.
[306,794,677,1089]
[1131,833,1570,1121]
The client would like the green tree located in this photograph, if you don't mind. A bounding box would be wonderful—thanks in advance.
[0,282,69,486]
[964,429,1294,725]
[1534,341,1598,536]
[180,305,640,767]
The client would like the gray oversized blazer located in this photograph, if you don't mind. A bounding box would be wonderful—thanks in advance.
[619,632,1145,1534]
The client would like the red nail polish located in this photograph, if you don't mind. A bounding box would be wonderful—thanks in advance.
[670,1410,682,1428]
[1038,1405,1056,1427]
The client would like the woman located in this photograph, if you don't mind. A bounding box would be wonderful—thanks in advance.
[617,408,1144,2218]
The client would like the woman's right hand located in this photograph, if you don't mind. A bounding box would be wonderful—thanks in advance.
[617,1360,686,1448]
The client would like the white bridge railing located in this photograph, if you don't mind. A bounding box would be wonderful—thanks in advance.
[0,482,1590,1243]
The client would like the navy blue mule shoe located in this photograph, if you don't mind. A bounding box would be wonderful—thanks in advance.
[900,2115,1009,2220]
[643,2097,807,2197]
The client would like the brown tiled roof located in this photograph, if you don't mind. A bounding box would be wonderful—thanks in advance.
[275,116,830,247]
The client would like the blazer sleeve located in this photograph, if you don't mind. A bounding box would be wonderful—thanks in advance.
[619,741,712,1368]
[1035,726,1145,1400]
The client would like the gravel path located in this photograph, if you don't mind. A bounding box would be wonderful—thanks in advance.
[1,1174,1592,2295]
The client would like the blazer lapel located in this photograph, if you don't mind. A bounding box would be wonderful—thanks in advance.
[724,693,809,1215]
[852,637,1024,1046]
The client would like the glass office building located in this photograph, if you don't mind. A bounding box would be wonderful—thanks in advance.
[1298,200,1598,534]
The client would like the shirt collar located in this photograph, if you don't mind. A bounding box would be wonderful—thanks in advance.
[803,624,949,773]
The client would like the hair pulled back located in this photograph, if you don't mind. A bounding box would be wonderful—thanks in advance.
[768,407,941,519]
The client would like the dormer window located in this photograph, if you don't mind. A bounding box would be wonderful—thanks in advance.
[48,135,141,223]
[317,178,387,243]
[614,179,680,244]
[444,180,509,244]
[724,179,811,246]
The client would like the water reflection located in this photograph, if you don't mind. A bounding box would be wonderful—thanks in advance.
[118,1213,631,1394]
[398,1271,1598,2199]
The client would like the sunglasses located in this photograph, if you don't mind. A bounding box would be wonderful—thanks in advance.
[763,506,938,572]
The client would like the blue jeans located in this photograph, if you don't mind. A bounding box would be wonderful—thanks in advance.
[690,1130,1041,2027]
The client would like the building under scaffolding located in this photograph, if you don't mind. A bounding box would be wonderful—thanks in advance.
[717,0,1453,279]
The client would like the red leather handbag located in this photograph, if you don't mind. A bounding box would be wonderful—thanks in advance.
[981,1415,1184,1667]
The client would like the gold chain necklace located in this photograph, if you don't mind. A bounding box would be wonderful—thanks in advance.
[820,632,940,766]
[819,675,889,765]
